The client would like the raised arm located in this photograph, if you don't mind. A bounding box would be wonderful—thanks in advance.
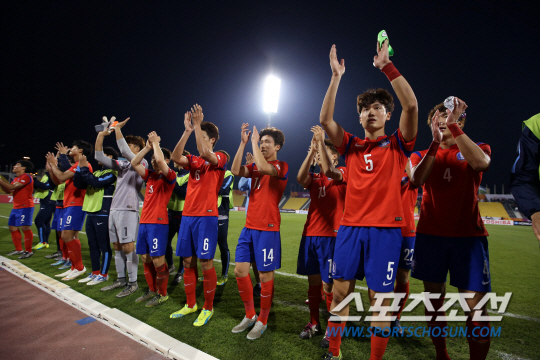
[320,45,346,148]
[297,134,316,188]
[447,98,490,171]
[191,104,218,165]
[170,111,193,167]
[114,118,138,161]
[313,126,342,181]
[251,126,278,176]
[374,40,418,142]
[94,128,119,170]
[231,123,251,177]
[46,151,74,183]
[131,139,152,177]
[149,131,171,175]
[410,111,442,187]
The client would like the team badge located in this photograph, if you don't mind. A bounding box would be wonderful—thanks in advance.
[456,152,465,160]
[378,139,390,148]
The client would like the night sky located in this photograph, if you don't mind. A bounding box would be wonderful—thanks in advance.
[3,1,540,193]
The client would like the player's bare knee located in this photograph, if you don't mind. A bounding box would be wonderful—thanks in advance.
[323,282,333,293]
[20,225,31,231]
[200,258,213,271]
[396,268,409,284]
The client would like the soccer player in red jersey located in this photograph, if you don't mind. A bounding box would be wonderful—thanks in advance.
[2,160,35,259]
[319,40,418,360]
[169,106,227,326]
[410,98,492,360]
[47,140,93,281]
[230,123,288,340]
[131,131,176,307]
[297,126,346,344]
[392,161,418,334]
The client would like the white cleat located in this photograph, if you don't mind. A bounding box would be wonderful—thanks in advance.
[78,274,97,283]
[63,267,87,281]
[232,314,258,334]
[247,320,267,340]
[55,269,73,278]
[87,275,109,286]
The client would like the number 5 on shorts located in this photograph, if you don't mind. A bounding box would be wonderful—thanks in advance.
[386,261,395,280]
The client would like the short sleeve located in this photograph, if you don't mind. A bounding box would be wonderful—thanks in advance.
[393,129,416,157]
[165,168,177,183]
[185,155,203,170]
[245,163,254,178]
[272,161,288,180]
[336,131,356,156]
[69,164,78,173]
[305,172,315,189]
[17,174,32,186]
[215,152,228,169]
[142,168,151,181]
[338,166,347,183]
[477,143,491,158]
[410,151,424,168]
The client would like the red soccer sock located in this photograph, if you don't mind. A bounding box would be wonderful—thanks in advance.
[156,263,169,296]
[328,321,345,357]
[258,279,274,325]
[92,270,100,275]
[71,239,84,271]
[203,268,217,311]
[184,267,197,308]
[370,333,390,359]
[393,281,410,319]
[467,319,491,360]
[59,238,68,260]
[23,230,33,252]
[308,285,322,325]
[236,274,256,319]
[10,230,23,251]
[426,297,451,360]
[143,262,157,292]
[324,290,334,312]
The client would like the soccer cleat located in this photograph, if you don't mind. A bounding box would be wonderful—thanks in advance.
[55,269,73,278]
[79,274,97,283]
[247,321,267,340]
[51,259,66,266]
[300,322,321,339]
[45,251,62,259]
[58,261,72,270]
[7,250,24,256]
[320,328,330,348]
[87,275,109,286]
[171,272,184,285]
[168,265,176,274]
[100,279,127,291]
[18,251,34,259]
[253,283,261,297]
[193,308,214,327]
[392,318,404,335]
[323,351,343,360]
[198,276,204,282]
[145,294,169,307]
[116,283,139,298]
[135,290,156,303]
[231,314,258,333]
[217,275,228,286]
[63,267,87,280]
[33,243,44,250]
[170,304,198,318]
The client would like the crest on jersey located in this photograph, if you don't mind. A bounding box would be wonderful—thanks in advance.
[378,139,390,148]
[456,152,465,161]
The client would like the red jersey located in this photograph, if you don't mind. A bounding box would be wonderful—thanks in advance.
[337,129,415,227]
[64,162,93,208]
[12,174,34,209]
[140,168,176,224]
[303,168,347,237]
[245,160,288,232]
[182,152,227,217]
[410,143,491,237]
[400,175,418,237]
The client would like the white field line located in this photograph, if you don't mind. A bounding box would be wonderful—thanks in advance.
[496,351,530,360]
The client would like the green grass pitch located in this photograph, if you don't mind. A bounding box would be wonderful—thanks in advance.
[1,203,539,360]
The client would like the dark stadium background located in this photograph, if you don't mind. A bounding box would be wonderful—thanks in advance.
[2,1,539,193]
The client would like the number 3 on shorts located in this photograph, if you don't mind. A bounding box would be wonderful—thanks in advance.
[152,238,158,250]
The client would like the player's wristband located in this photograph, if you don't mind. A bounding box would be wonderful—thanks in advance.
[448,123,465,138]
[381,62,401,82]
[427,141,439,157]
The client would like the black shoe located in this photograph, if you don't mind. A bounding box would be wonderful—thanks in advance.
[18,251,34,259]
[299,323,321,339]
[253,283,261,297]
[391,318,403,335]
[172,271,184,285]
[45,251,62,259]
[169,265,176,274]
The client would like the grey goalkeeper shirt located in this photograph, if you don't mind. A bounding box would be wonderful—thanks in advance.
[95,137,147,211]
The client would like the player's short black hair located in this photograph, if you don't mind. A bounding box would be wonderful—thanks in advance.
[16,160,34,172]
[125,135,145,151]
[161,148,172,160]
[427,102,467,127]
[357,88,394,114]
[103,146,119,160]
[200,122,219,148]
[324,139,339,157]
[259,127,285,151]
[217,150,230,163]
[72,140,93,157]
[182,150,190,156]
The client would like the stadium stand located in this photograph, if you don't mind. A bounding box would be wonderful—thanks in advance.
[282,197,309,210]
[478,202,510,218]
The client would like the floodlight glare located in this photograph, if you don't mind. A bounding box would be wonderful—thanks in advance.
[263,75,281,114]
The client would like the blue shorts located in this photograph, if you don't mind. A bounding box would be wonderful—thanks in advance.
[411,233,491,292]
[8,208,34,227]
[235,227,281,271]
[398,236,416,270]
[136,223,169,256]
[61,206,86,231]
[52,208,64,231]
[332,226,402,292]
[297,235,336,284]
[176,216,218,260]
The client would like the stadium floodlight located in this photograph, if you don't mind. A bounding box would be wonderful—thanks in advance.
[263,75,281,115]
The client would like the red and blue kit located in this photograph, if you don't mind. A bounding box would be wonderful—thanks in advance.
[8,173,34,227]
[333,129,415,292]
[235,160,288,271]
[177,152,227,259]
[297,168,347,283]
[136,168,177,256]
[410,142,492,292]
[398,175,418,270]
[61,163,92,231]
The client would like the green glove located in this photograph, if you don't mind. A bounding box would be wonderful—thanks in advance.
[378,30,394,56]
